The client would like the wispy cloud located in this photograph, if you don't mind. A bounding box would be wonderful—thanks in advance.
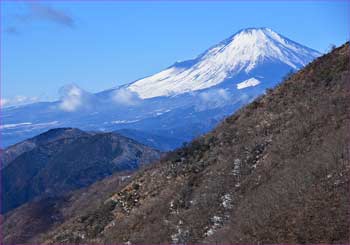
[195,88,231,111]
[5,26,20,35]
[1,96,39,107]
[23,3,75,28]
[5,2,75,34]
[112,88,141,106]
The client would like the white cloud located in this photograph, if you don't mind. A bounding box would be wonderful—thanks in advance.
[112,88,141,106]
[195,89,231,111]
[58,84,90,112]
[0,98,9,107]
[1,96,39,108]
[199,88,230,102]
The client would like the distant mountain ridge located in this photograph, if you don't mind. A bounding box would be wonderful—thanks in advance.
[1,128,160,213]
[1,128,87,168]
[1,28,320,149]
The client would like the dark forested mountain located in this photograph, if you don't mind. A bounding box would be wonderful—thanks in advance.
[1,128,160,214]
[1,128,87,168]
[3,43,348,244]
[114,129,185,151]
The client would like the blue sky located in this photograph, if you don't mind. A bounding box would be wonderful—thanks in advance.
[1,0,349,104]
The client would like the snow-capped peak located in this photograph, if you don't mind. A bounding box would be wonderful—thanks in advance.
[127,27,321,99]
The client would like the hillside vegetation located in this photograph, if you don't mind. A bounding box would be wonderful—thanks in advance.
[3,43,349,244]
[1,129,160,213]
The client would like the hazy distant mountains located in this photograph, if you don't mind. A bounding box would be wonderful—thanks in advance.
[1,28,320,148]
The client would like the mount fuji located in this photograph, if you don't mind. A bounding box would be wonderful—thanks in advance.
[1,28,321,149]
[128,28,320,98]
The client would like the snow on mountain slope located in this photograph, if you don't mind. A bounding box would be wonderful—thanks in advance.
[237,78,261,89]
[127,28,320,99]
[1,27,321,149]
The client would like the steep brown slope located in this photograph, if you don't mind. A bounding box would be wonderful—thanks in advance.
[2,171,135,244]
[9,43,350,244]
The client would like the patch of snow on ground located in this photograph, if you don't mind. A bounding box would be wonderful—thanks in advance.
[171,221,189,244]
[221,194,233,209]
[233,158,241,176]
[205,215,223,237]
[121,175,131,181]
[169,200,179,214]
